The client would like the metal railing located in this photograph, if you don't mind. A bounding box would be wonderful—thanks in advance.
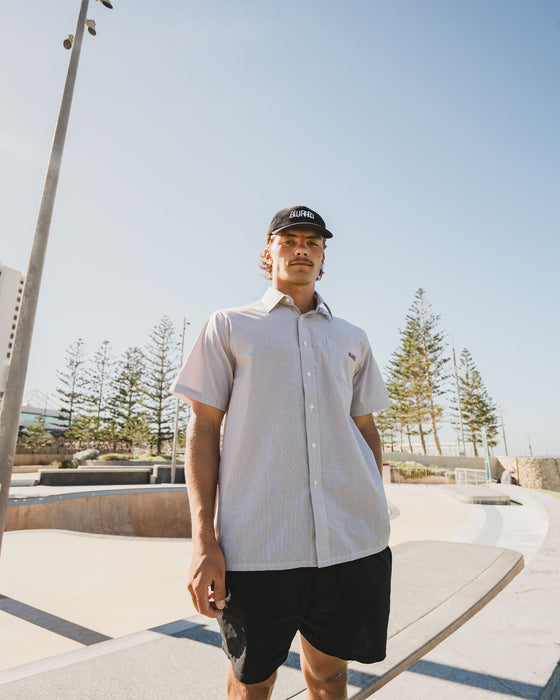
[454,468,488,485]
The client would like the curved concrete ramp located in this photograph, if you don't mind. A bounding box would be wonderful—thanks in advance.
[6,488,191,538]
[0,541,524,699]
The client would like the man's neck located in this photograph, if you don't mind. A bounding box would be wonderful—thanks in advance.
[273,281,317,314]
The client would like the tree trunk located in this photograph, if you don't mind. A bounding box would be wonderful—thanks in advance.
[471,430,478,457]
[417,423,427,454]
[428,397,442,455]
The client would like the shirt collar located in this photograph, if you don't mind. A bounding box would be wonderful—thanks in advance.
[261,287,333,319]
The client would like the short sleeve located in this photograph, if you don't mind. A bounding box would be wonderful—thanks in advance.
[170,311,234,411]
[350,339,390,417]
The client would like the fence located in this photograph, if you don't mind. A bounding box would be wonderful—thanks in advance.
[454,468,488,485]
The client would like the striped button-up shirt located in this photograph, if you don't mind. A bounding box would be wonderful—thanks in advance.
[171,288,391,571]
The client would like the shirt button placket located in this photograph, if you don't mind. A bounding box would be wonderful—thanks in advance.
[299,315,329,563]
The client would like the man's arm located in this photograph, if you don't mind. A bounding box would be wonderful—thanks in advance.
[185,399,226,618]
[352,413,383,476]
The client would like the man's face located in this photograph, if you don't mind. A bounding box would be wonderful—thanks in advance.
[265,228,325,288]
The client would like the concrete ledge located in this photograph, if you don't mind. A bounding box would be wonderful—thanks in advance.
[152,466,185,484]
[371,487,560,699]
[438,484,513,505]
[6,487,191,537]
[344,543,523,698]
[38,469,152,486]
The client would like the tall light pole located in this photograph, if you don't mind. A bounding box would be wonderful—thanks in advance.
[170,319,189,484]
[498,409,508,456]
[0,0,113,554]
[452,344,466,456]
[482,426,492,484]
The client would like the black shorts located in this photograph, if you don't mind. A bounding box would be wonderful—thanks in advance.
[218,547,392,684]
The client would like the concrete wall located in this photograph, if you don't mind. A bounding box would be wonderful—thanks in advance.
[497,457,560,492]
[6,489,191,538]
[13,453,71,467]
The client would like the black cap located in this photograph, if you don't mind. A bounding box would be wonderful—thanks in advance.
[267,206,333,239]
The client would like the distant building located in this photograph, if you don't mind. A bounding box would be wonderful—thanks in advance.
[19,403,69,437]
[0,264,25,398]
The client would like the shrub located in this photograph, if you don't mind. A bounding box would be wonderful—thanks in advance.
[132,452,172,461]
[402,468,428,479]
[98,453,133,461]
[61,459,78,469]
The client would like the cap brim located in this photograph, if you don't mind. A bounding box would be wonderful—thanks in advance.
[269,222,333,238]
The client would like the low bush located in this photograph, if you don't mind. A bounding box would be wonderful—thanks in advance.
[390,462,455,480]
[131,453,172,461]
[98,453,133,461]
[61,459,78,469]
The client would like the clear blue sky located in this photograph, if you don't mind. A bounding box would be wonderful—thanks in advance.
[1,0,559,456]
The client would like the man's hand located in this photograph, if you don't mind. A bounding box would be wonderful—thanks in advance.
[188,540,227,618]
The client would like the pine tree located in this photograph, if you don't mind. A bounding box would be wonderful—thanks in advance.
[56,338,87,430]
[108,347,150,448]
[141,317,178,454]
[22,415,51,453]
[401,289,448,454]
[120,414,152,450]
[108,347,145,426]
[66,413,97,449]
[457,348,499,456]
[374,407,398,452]
[385,331,431,453]
[85,340,114,443]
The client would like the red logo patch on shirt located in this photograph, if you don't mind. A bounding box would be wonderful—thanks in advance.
[348,352,356,361]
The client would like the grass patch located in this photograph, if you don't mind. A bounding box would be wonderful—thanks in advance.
[96,453,173,462]
[539,489,560,500]
[98,453,133,461]
[130,453,172,461]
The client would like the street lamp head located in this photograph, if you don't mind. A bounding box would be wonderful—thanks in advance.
[85,19,97,36]
[97,0,114,8]
[63,34,74,50]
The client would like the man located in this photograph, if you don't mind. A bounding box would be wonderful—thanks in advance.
[500,465,517,485]
[171,206,392,700]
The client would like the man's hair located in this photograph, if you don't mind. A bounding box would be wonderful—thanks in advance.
[259,234,327,281]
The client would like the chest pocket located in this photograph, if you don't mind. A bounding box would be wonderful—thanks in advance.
[326,337,359,389]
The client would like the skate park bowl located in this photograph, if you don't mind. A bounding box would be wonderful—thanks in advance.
[2,483,559,697]
[5,486,191,538]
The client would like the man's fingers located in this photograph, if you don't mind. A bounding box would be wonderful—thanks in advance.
[212,579,227,610]
[187,583,199,612]
[189,578,224,618]
[188,546,226,618]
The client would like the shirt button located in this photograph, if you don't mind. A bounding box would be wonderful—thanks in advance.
[306,371,312,377]
[309,404,315,410]
[311,442,317,448]
[313,480,318,486]
[303,341,308,346]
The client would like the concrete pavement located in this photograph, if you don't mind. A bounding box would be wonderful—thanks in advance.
[0,482,558,698]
